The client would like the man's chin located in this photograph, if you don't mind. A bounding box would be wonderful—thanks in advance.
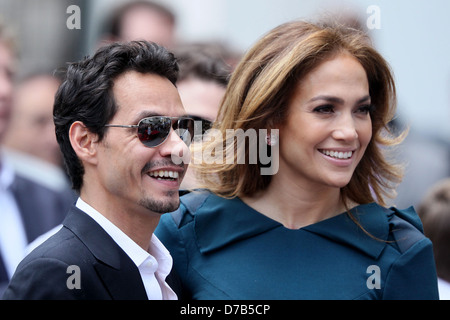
[139,195,180,214]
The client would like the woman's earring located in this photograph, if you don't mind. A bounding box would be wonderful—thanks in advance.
[266,132,278,146]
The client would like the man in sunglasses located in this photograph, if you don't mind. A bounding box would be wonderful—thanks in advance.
[3,41,193,300]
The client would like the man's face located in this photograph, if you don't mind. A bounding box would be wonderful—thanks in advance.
[120,6,175,49]
[94,71,189,216]
[0,42,14,141]
[177,78,226,190]
[3,76,61,165]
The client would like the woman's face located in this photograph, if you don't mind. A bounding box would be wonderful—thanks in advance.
[277,53,372,190]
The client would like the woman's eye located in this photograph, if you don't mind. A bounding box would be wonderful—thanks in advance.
[313,105,334,114]
[356,104,373,114]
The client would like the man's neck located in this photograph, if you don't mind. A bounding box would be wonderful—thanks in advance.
[79,192,160,252]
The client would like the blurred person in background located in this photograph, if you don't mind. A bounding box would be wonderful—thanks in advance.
[0,26,13,142]
[174,42,232,190]
[0,21,73,297]
[417,178,450,300]
[99,0,177,49]
[389,118,450,209]
[2,73,71,191]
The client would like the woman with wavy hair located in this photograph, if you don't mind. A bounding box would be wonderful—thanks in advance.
[156,20,439,299]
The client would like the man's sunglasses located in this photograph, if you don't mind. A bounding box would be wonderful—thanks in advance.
[105,116,195,148]
[188,115,213,135]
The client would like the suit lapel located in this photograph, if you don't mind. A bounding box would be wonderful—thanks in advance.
[93,260,147,300]
[10,174,70,243]
[165,267,184,299]
[63,207,148,300]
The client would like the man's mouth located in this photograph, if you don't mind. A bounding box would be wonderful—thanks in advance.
[147,170,180,181]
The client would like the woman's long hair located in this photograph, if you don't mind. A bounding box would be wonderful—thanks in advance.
[194,20,404,208]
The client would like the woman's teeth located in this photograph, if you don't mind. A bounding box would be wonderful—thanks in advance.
[320,150,353,159]
[148,170,179,180]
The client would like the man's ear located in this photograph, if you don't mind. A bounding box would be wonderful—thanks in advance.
[69,121,99,165]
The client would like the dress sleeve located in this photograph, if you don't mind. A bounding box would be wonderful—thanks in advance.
[382,237,439,300]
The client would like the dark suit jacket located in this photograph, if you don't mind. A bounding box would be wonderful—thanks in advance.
[11,174,75,243]
[2,205,182,300]
[0,173,74,296]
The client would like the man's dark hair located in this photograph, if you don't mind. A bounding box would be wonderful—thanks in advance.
[53,40,179,193]
[174,43,231,87]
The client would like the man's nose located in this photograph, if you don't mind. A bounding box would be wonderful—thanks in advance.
[159,128,191,165]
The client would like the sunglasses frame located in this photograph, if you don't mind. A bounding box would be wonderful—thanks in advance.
[104,116,195,148]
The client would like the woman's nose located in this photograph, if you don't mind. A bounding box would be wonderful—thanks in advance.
[331,113,358,142]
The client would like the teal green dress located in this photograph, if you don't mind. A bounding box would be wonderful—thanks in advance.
[155,191,439,300]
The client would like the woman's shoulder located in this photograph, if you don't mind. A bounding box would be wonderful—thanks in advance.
[364,204,439,299]
[157,190,223,240]
[384,205,429,253]
[156,189,276,254]
[353,202,428,254]
[159,190,213,229]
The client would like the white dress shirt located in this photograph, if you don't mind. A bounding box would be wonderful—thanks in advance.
[76,197,177,300]
[438,278,450,300]
[2,148,70,192]
[0,154,28,278]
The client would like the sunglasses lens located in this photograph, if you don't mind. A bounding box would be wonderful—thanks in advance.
[175,118,195,146]
[189,116,213,136]
[137,117,171,147]
[200,119,212,135]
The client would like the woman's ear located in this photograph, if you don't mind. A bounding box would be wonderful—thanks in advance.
[69,121,99,165]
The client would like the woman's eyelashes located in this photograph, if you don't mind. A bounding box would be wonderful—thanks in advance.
[357,104,374,115]
[312,104,374,115]
[312,104,334,114]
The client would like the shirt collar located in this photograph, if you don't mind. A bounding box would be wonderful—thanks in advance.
[148,233,173,278]
[0,152,15,191]
[75,198,171,270]
[193,193,392,259]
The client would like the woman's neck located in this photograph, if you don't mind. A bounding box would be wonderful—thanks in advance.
[241,178,348,230]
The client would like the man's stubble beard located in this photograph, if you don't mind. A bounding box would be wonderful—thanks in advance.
[138,190,180,214]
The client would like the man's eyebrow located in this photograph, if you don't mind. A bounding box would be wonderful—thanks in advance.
[308,95,371,104]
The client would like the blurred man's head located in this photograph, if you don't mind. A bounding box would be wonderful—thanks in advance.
[3,74,62,166]
[103,0,176,49]
[174,43,232,189]
[0,23,15,142]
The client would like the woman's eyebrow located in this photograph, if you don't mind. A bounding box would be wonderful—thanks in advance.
[308,94,371,104]
[357,95,371,103]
